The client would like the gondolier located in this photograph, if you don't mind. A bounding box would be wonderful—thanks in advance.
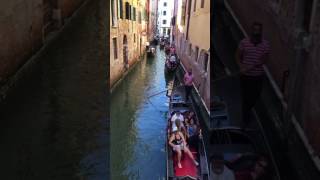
[236,22,270,127]
[184,68,194,102]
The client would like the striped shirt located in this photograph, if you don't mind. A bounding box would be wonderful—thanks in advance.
[239,38,270,76]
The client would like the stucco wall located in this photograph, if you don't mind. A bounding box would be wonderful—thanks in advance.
[110,0,148,88]
[174,0,211,110]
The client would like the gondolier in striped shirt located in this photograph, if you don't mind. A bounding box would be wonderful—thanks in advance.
[236,22,270,127]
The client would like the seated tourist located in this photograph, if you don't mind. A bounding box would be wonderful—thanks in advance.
[169,126,199,168]
[210,153,235,180]
[185,111,197,125]
[169,54,176,63]
[186,118,200,149]
[171,111,185,130]
[233,154,269,180]
[175,119,187,139]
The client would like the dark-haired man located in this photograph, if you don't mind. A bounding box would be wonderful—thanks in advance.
[236,22,270,127]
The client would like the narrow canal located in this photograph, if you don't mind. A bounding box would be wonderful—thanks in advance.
[111,47,172,180]
[0,1,107,179]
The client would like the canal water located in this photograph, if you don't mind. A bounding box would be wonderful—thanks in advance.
[111,48,173,180]
[0,1,107,180]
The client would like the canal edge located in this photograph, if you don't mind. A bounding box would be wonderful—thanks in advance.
[110,54,146,94]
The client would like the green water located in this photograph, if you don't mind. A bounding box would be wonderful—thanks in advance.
[111,48,174,180]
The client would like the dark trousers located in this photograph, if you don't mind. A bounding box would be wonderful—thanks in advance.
[240,75,264,124]
[187,135,199,150]
[185,85,192,101]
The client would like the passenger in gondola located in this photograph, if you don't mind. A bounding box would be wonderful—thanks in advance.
[210,153,235,180]
[170,111,185,130]
[169,54,177,68]
[170,44,176,55]
[169,126,199,168]
[165,46,171,55]
[185,111,196,124]
[232,154,270,180]
[186,118,200,149]
[174,119,187,139]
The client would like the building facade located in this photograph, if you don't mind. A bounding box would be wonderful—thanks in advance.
[173,0,210,112]
[157,0,174,37]
[147,0,158,41]
[224,0,320,178]
[0,0,86,84]
[110,0,149,88]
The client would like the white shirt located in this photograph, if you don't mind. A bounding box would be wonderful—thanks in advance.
[171,113,184,130]
[210,165,235,180]
[170,55,176,62]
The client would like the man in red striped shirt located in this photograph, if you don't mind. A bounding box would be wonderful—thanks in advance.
[236,22,270,127]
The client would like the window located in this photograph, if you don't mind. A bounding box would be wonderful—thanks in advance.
[203,52,209,72]
[201,0,204,8]
[132,7,136,21]
[111,0,117,26]
[163,11,166,15]
[129,5,132,20]
[181,1,186,25]
[164,2,167,6]
[113,38,118,59]
[171,16,176,26]
[138,11,141,23]
[163,28,166,35]
[194,0,197,12]
[134,34,136,43]
[195,46,199,61]
[188,44,192,56]
[125,2,130,19]
[163,20,167,24]
[119,0,123,19]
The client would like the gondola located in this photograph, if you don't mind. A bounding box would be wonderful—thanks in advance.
[166,78,209,180]
[160,41,165,50]
[206,100,281,179]
[165,55,179,73]
[146,45,156,57]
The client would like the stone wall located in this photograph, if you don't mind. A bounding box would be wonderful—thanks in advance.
[60,0,85,19]
[0,0,86,84]
[0,0,43,82]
